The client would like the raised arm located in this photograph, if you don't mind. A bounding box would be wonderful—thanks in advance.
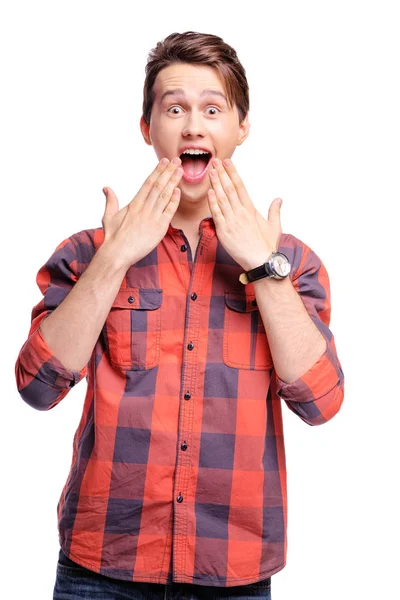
[267,235,345,426]
[14,230,127,410]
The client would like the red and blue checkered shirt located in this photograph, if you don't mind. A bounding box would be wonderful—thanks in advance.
[15,218,344,587]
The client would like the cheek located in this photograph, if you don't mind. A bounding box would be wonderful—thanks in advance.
[148,132,169,157]
[212,120,236,142]
[150,119,178,147]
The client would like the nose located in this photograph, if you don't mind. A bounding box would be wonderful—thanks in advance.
[181,109,207,138]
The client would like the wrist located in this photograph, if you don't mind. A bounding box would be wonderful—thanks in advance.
[241,251,274,273]
[96,240,131,273]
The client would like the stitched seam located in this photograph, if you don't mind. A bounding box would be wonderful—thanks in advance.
[224,300,272,370]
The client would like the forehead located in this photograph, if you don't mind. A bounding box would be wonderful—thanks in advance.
[153,63,227,100]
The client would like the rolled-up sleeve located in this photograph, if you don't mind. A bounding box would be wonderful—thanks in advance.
[271,235,345,426]
[15,234,88,411]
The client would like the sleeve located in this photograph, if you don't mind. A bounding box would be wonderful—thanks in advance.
[270,235,345,426]
[15,233,89,411]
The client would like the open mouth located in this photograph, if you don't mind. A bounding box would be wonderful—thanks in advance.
[179,152,212,183]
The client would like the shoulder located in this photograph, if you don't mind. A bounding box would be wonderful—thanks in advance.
[51,226,104,276]
[67,226,104,249]
[279,232,325,281]
[279,232,332,315]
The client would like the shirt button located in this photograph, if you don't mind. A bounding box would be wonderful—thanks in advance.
[181,244,188,252]
[251,299,257,306]
[191,292,197,301]
[128,296,135,304]
[181,442,187,451]
[184,392,191,400]
[187,342,194,350]
[177,495,184,503]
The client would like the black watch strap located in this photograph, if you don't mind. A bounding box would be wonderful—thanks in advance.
[238,254,274,285]
[246,263,271,283]
[239,252,291,285]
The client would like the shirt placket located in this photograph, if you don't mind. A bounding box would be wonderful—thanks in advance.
[172,227,208,580]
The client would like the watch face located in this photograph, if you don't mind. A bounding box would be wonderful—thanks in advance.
[271,253,291,277]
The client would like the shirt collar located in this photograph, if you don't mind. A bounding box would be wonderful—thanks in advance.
[167,215,215,236]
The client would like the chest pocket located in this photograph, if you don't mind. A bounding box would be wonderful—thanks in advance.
[223,290,273,371]
[103,287,162,371]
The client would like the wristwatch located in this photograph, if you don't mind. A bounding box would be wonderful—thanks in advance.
[239,252,291,284]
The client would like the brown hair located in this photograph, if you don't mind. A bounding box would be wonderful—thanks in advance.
[142,31,249,126]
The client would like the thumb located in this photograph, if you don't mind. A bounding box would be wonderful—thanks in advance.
[268,197,282,220]
[102,186,119,218]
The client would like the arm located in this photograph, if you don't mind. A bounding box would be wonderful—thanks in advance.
[253,234,345,426]
[15,230,128,411]
[15,159,186,411]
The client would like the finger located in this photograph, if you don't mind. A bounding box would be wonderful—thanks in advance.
[207,188,224,224]
[161,187,181,222]
[268,197,283,221]
[220,158,252,207]
[209,168,233,218]
[152,166,184,213]
[102,186,119,218]
[134,157,174,205]
[211,158,241,210]
[144,158,183,208]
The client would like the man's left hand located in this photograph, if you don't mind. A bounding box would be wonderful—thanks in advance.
[207,158,283,272]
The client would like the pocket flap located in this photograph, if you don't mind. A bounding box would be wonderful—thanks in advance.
[111,287,163,310]
[224,291,258,312]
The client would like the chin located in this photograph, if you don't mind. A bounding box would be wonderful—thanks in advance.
[179,187,209,203]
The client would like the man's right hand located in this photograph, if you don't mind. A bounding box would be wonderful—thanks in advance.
[101,157,184,269]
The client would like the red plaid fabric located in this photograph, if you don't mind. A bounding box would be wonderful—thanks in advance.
[15,218,344,587]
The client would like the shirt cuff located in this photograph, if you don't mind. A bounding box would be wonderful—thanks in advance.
[19,322,88,389]
[275,339,343,403]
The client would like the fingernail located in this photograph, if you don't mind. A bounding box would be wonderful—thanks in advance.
[172,157,181,165]
[102,188,107,196]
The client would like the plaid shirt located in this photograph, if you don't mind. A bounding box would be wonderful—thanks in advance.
[15,218,344,587]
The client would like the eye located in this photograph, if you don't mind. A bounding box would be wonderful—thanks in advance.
[167,105,221,115]
[168,106,183,115]
[205,107,220,115]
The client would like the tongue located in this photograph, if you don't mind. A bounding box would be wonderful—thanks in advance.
[181,155,209,176]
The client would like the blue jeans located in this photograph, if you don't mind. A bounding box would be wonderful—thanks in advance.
[53,548,272,599]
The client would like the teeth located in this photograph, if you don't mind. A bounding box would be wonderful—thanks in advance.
[181,149,210,155]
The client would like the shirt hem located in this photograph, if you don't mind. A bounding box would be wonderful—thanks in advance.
[186,561,286,587]
[60,543,286,587]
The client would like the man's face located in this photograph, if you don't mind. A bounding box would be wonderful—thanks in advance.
[140,62,249,207]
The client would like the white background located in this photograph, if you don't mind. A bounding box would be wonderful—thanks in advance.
[2,1,399,598]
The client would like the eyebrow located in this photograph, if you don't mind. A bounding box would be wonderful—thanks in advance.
[160,88,227,103]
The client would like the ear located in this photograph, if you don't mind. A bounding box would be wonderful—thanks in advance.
[140,115,152,146]
[237,113,250,147]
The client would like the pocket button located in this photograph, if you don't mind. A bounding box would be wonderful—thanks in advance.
[103,287,163,370]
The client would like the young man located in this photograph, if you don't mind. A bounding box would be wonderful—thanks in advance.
[15,31,345,599]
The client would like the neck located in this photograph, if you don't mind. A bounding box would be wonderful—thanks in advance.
[170,197,212,231]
